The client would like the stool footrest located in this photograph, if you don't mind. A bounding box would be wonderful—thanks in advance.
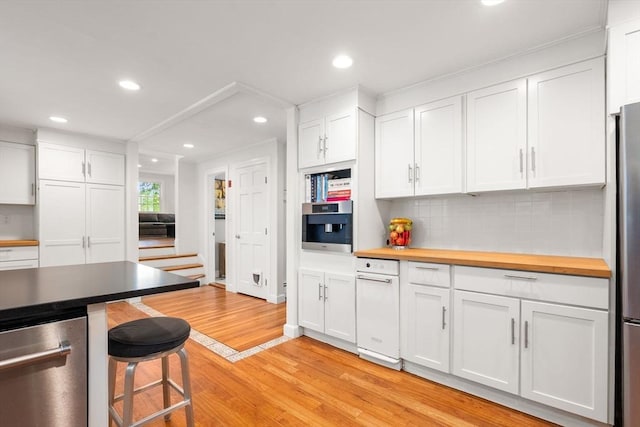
[112,378,186,404]
[110,399,192,427]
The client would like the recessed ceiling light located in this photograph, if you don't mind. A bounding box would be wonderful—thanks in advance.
[481,0,505,5]
[151,158,158,163]
[332,54,353,69]
[253,116,267,124]
[49,116,68,123]
[137,164,142,168]
[118,80,141,91]
[183,143,194,148]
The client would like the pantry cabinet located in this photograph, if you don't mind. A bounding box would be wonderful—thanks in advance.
[0,141,35,205]
[298,110,356,169]
[452,290,520,394]
[298,268,356,343]
[527,57,605,188]
[466,79,527,192]
[375,96,463,198]
[39,181,124,267]
[400,262,451,373]
[39,142,125,186]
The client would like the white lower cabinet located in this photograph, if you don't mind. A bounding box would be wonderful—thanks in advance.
[401,262,451,373]
[299,268,355,343]
[452,290,520,394]
[520,300,608,422]
[0,246,39,270]
[39,180,124,267]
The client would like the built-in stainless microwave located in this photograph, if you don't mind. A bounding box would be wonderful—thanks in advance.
[302,200,353,253]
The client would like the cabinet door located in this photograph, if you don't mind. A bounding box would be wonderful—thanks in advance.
[414,96,463,196]
[466,79,527,192]
[86,150,125,186]
[324,272,356,343]
[0,141,35,204]
[86,184,124,263]
[39,180,86,267]
[324,110,356,165]
[298,269,325,333]
[401,284,450,373]
[298,119,324,169]
[452,290,520,394]
[527,58,605,188]
[374,109,414,198]
[520,300,608,422]
[609,18,640,114]
[38,143,86,182]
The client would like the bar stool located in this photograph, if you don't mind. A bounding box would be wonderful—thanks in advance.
[108,317,194,427]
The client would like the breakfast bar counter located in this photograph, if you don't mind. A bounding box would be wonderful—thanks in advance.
[0,261,199,427]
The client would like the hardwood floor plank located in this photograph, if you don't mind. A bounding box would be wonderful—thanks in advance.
[107,292,558,427]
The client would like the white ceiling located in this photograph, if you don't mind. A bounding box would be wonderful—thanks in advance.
[0,0,607,172]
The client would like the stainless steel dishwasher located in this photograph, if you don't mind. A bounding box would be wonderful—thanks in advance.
[0,311,87,426]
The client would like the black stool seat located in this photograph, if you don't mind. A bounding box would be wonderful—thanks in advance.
[109,317,191,358]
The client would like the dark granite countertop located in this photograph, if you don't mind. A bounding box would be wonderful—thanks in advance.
[0,261,199,322]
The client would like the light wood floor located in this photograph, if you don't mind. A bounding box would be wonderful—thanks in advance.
[107,289,557,426]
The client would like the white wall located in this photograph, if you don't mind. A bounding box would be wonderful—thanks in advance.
[176,160,198,254]
[197,138,286,303]
[139,172,175,213]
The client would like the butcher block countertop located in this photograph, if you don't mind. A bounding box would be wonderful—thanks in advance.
[354,247,611,278]
[0,240,38,247]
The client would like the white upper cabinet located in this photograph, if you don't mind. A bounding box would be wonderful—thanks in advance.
[527,57,605,188]
[298,110,355,169]
[466,79,528,192]
[38,142,125,186]
[0,141,35,205]
[375,109,414,198]
[609,18,640,114]
[414,96,463,196]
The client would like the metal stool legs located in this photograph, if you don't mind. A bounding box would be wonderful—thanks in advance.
[108,345,194,427]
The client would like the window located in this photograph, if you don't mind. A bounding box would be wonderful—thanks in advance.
[138,181,161,212]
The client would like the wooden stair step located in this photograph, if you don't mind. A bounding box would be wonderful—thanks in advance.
[139,243,175,249]
[162,263,204,272]
[187,273,206,280]
[139,253,198,262]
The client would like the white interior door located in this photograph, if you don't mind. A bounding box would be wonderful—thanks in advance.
[235,161,268,299]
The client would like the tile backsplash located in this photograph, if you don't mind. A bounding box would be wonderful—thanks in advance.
[0,205,35,239]
[388,189,604,257]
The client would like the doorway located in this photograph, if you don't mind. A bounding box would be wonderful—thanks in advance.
[207,170,227,286]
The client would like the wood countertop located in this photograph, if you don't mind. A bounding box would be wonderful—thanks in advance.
[353,247,611,278]
[0,240,38,247]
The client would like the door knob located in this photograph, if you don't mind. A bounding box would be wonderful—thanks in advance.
[235,234,240,239]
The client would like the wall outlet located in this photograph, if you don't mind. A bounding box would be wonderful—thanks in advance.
[1,215,8,224]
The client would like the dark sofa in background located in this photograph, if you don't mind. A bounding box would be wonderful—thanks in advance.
[139,213,175,238]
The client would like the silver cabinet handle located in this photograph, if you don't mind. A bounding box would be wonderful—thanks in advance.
[82,161,85,176]
[357,275,392,284]
[235,234,240,239]
[504,274,537,281]
[524,320,529,349]
[442,306,446,330]
[318,136,323,157]
[87,162,92,177]
[31,183,35,196]
[414,163,420,183]
[87,236,91,248]
[0,249,12,253]
[324,285,328,301]
[318,283,322,300]
[511,318,515,345]
[531,147,536,172]
[0,341,71,371]
[416,266,439,271]
[408,164,413,183]
[323,136,328,153]
[82,236,85,249]
[519,148,523,177]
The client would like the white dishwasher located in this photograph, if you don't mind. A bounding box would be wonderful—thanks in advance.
[356,257,401,370]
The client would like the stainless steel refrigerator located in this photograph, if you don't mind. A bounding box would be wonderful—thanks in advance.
[619,101,640,426]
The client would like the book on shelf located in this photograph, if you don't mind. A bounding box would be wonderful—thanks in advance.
[305,172,352,203]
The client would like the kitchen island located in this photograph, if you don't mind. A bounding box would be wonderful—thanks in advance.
[0,261,199,427]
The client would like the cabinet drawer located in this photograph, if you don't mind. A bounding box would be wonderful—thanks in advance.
[0,246,38,262]
[454,266,608,309]
[408,262,450,288]
[0,259,38,270]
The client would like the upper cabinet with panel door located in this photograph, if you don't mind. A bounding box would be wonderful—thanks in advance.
[527,57,605,189]
[38,142,125,186]
[0,141,36,205]
[375,96,464,198]
[298,110,356,169]
[609,18,640,114]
